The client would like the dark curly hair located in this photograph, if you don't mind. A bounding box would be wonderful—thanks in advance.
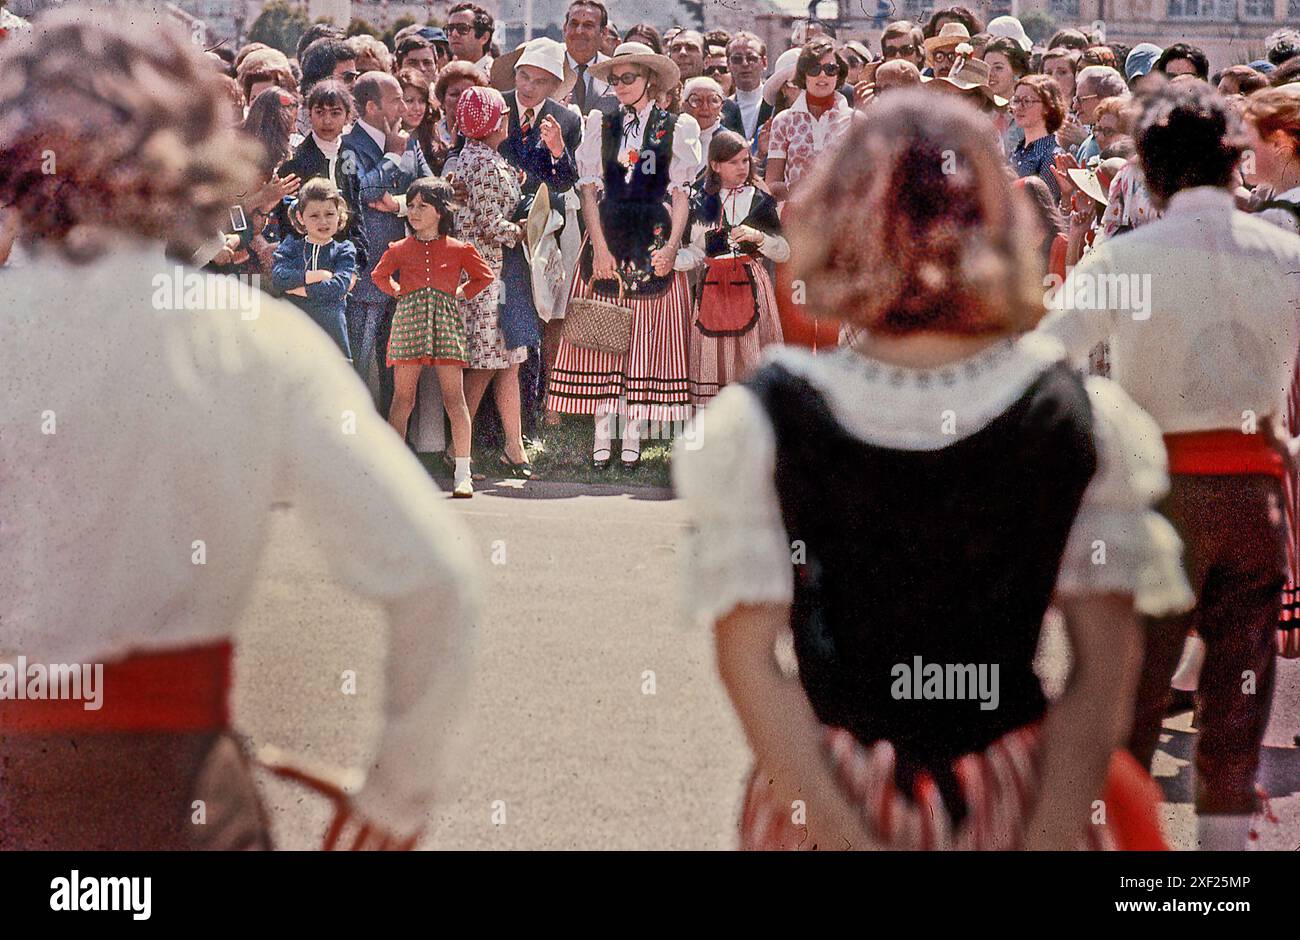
[1136,82,1246,205]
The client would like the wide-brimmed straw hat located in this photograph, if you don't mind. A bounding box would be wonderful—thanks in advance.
[923,22,971,58]
[930,53,1008,107]
[490,37,577,99]
[761,47,802,106]
[1069,156,1127,206]
[589,41,679,90]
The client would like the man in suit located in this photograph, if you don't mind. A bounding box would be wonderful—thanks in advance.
[275,79,368,271]
[496,37,584,440]
[341,71,433,412]
[727,31,768,142]
[562,0,616,115]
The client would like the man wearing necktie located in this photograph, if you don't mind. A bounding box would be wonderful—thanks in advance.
[562,0,616,114]
[494,36,583,438]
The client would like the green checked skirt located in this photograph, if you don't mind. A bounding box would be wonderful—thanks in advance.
[387,286,466,367]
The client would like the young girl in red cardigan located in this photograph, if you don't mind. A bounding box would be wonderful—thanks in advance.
[371,177,494,497]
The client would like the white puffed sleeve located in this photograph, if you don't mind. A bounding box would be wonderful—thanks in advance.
[1055,376,1195,616]
[672,384,795,628]
[668,112,703,196]
[575,108,605,190]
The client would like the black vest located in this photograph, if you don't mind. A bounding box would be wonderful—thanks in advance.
[581,106,679,299]
[745,358,1098,821]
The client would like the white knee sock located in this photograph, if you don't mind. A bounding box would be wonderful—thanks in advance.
[1171,634,1206,692]
[454,456,471,485]
[593,406,613,456]
[1196,813,1251,851]
[622,416,642,457]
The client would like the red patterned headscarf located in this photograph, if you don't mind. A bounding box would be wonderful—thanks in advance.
[456,85,507,140]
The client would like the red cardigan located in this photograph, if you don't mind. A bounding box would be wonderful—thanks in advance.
[370,234,494,300]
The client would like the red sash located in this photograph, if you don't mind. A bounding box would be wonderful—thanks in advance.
[1,641,233,733]
[1163,429,1287,479]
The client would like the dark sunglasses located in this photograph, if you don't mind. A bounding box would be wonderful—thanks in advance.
[609,71,643,86]
[883,44,916,59]
[704,65,730,76]
[804,62,840,77]
[845,56,864,68]
[447,23,475,34]
[729,53,762,65]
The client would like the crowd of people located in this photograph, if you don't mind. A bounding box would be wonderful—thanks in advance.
[4,3,1300,852]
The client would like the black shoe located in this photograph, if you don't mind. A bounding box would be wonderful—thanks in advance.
[501,455,534,479]
[592,448,612,470]
[620,448,641,470]
[1166,689,1196,715]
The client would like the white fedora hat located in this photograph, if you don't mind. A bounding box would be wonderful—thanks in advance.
[491,37,577,99]
[761,47,802,106]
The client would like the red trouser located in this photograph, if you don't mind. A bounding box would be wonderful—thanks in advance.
[1126,474,1285,815]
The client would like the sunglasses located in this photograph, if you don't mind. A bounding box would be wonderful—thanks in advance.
[609,71,644,86]
[883,44,916,59]
[447,23,475,34]
[845,56,864,68]
[703,65,730,76]
[804,62,840,77]
[729,53,762,65]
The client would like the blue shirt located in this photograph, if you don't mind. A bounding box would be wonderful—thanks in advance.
[1012,133,1063,203]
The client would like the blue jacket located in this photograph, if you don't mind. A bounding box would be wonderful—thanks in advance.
[341,121,432,302]
[271,235,356,321]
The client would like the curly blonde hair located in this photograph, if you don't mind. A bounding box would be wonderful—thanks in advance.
[786,91,1044,336]
[0,10,262,263]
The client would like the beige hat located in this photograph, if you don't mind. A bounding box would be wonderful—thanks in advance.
[491,37,577,100]
[761,47,802,106]
[589,41,679,90]
[1068,157,1127,205]
[923,22,971,58]
[932,54,1008,107]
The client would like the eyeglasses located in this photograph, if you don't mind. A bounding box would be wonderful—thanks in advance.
[703,65,730,76]
[686,94,723,107]
[931,50,955,64]
[729,53,762,65]
[1074,92,1099,103]
[447,23,475,34]
[804,62,840,77]
[1094,123,1122,138]
[1009,96,1041,108]
[845,56,864,69]
[882,44,916,59]
[609,71,643,86]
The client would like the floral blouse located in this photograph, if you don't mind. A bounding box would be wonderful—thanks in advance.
[451,138,522,277]
[768,91,855,197]
[1095,160,1162,245]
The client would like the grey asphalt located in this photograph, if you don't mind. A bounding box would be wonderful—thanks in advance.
[231,482,1300,850]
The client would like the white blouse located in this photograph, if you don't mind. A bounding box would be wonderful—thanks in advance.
[672,334,1194,631]
[678,185,791,268]
[575,101,702,196]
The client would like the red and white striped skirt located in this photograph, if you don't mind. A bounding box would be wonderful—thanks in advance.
[545,266,693,423]
[1281,361,1300,657]
[739,724,1129,851]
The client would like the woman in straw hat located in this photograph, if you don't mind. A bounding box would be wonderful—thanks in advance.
[674,91,1185,851]
[544,41,703,469]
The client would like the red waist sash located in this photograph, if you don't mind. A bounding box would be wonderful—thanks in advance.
[0,641,232,733]
[1162,429,1286,479]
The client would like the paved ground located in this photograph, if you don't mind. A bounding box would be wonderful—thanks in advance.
[232,482,1300,850]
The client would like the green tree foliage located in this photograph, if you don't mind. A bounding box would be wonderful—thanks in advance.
[247,0,311,56]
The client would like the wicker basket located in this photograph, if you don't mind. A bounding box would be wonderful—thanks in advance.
[563,276,632,354]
